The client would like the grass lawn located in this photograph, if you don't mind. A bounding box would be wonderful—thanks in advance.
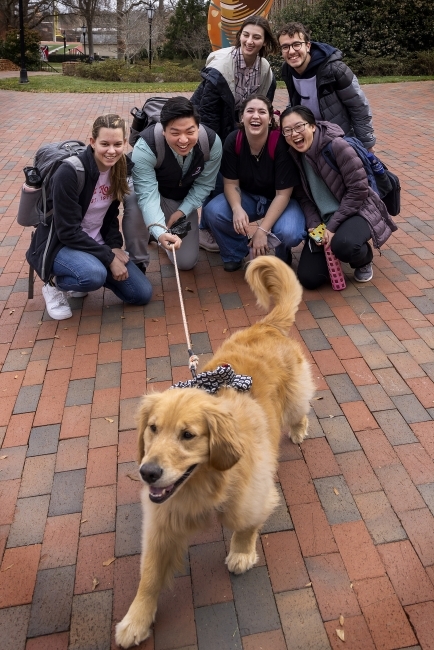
[0,75,433,93]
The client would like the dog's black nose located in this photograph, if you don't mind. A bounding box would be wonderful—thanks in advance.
[140,463,163,484]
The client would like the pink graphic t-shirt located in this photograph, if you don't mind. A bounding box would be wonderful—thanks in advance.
[81,170,111,244]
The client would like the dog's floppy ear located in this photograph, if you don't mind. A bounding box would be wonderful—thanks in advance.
[206,406,243,471]
[136,393,161,464]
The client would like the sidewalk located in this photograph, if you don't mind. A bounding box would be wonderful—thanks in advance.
[1,84,434,650]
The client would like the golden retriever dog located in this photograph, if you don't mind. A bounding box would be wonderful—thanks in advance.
[115,256,315,648]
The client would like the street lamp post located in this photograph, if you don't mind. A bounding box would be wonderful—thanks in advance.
[63,30,66,61]
[18,0,29,83]
[82,23,87,57]
[147,5,155,69]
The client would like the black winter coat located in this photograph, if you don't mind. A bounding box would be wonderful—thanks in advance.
[191,67,276,143]
[281,43,375,150]
[26,145,131,282]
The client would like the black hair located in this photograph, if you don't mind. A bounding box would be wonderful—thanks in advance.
[280,105,316,130]
[235,16,278,58]
[160,97,200,130]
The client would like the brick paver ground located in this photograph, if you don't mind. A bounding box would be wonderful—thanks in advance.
[1,82,434,650]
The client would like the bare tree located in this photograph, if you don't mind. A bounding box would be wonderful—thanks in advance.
[177,23,209,60]
[0,0,54,32]
[61,0,107,56]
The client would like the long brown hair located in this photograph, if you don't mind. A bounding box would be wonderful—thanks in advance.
[91,114,129,202]
[235,16,278,58]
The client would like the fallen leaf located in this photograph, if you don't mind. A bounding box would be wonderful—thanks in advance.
[147,377,156,382]
[0,455,8,460]
[350,582,353,589]
[92,577,99,591]
[339,615,344,626]
[127,473,140,481]
[9,310,15,314]
[102,557,116,567]
[329,415,334,418]
[2,565,13,572]
[157,293,164,297]
[29,341,33,343]
[313,396,324,401]
[105,418,114,423]
[201,308,209,311]
[54,335,60,338]
[185,287,194,293]
[222,328,228,333]
[152,318,159,322]
[120,316,126,319]
[305,582,312,587]
[336,629,345,642]
[20,351,29,355]
[63,327,68,330]
[38,321,42,325]
[333,488,340,495]
[14,375,18,379]
[81,519,88,524]
[243,304,249,307]
[263,534,268,539]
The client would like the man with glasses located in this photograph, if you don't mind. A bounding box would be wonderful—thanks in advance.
[277,22,375,151]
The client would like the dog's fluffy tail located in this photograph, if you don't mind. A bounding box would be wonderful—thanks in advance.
[245,256,303,333]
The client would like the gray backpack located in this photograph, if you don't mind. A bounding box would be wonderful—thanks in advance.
[17,141,86,227]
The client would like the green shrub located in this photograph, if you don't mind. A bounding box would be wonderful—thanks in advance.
[0,28,40,67]
[70,59,201,83]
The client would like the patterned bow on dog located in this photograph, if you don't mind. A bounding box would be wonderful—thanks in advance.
[171,363,252,394]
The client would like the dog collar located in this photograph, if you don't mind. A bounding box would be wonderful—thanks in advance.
[171,363,252,394]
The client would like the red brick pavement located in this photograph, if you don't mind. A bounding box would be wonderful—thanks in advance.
[1,83,434,649]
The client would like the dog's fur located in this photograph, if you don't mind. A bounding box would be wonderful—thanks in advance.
[115,256,315,648]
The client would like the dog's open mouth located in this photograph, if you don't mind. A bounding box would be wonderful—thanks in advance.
[148,464,198,503]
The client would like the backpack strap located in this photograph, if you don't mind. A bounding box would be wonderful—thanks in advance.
[267,130,280,160]
[235,130,243,155]
[41,156,85,225]
[321,141,339,172]
[235,129,279,159]
[153,123,166,169]
[198,124,210,163]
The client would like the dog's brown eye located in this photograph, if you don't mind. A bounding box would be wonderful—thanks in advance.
[149,424,157,433]
[182,430,195,440]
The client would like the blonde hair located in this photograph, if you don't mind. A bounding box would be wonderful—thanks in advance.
[91,114,129,202]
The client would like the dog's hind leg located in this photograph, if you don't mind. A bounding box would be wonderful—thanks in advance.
[289,414,309,444]
[225,527,259,575]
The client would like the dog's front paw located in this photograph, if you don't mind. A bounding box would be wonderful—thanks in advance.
[225,550,258,575]
[115,610,152,648]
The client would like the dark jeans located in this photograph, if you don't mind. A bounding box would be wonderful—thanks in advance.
[297,215,373,290]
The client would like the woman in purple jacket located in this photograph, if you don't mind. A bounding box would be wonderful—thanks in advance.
[280,105,397,290]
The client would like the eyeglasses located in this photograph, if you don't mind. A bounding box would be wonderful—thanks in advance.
[282,122,308,137]
[280,41,306,53]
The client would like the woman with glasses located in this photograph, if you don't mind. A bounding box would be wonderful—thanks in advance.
[201,95,306,272]
[280,105,397,289]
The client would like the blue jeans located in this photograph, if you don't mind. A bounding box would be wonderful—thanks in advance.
[201,191,306,263]
[53,247,153,305]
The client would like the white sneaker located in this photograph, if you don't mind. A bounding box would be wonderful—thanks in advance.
[42,283,72,320]
[67,291,88,298]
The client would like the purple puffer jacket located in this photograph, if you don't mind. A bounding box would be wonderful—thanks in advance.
[289,121,397,248]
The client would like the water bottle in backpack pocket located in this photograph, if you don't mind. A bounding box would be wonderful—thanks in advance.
[17,141,86,227]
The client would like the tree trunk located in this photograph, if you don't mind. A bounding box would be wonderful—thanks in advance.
[117,0,126,60]
[87,19,94,56]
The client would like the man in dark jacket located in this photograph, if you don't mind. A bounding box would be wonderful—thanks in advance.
[277,22,376,151]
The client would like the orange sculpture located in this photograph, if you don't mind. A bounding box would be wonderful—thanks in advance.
[208,0,275,50]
